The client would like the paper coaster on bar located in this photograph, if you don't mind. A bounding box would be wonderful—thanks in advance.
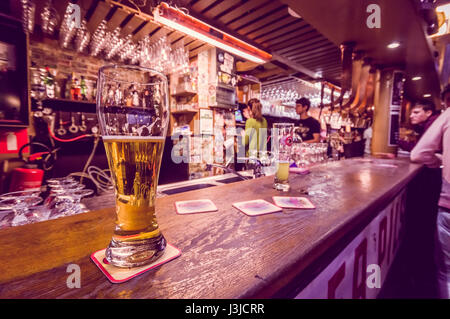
[232,199,282,216]
[175,199,218,215]
[289,167,310,175]
[272,196,315,209]
[90,244,181,284]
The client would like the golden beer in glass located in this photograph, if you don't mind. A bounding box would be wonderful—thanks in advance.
[273,123,294,191]
[97,65,169,268]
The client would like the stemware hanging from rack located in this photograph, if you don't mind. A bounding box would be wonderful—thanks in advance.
[41,0,59,35]
[90,20,107,57]
[21,0,36,34]
[59,2,79,48]
[74,19,90,53]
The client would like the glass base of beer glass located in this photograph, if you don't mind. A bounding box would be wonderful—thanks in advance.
[105,233,167,268]
[273,181,290,192]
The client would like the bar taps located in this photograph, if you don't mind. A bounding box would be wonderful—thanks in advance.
[206,156,265,180]
[206,163,252,180]
[336,42,355,113]
[252,160,264,178]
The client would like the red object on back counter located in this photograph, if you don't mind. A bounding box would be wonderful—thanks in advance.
[0,129,29,154]
[9,166,44,192]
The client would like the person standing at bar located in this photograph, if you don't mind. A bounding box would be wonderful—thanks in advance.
[398,101,440,152]
[243,98,268,158]
[411,107,450,299]
[398,101,442,297]
[442,84,450,110]
[294,97,321,143]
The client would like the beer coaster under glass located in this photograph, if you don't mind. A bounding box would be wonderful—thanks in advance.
[175,199,218,215]
[272,196,315,209]
[90,243,181,284]
[232,199,282,216]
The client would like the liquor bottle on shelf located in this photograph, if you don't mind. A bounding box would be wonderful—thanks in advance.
[44,66,55,99]
[125,85,133,106]
[70,72,76,100]
[54,72,62,98]
[73,74,81,100]
[132,86,140,106]
[114,84,123,105]
[107,85,114,105]
[65,73,72,100]
[143,88,154,110]
[92,80,97,101]
[80,76,87,100]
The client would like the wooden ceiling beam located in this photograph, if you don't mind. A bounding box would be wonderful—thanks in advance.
[292,51,340,64]
[271,53,319,79]
[202,0,243,20]
[251,20,307,42]
[236,10,290,35]
[227,3,284,30]
[275,37,330,55]
[218,0,272,25]
[283,42,336,59]
[86,1,111,34]
[266,29,319,50]
[252,67,289,80]
[302,60,341,70]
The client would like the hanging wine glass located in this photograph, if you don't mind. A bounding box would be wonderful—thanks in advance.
[90,20,107,57]
[105,27,124,60]
[41,0,59,35]
[21,0,36,34]
[74,19,91,53]
[119,34,134,61]
[59,3,78,48]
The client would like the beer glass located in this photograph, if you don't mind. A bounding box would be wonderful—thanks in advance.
[97,65,169,268]
[272,123,294,191]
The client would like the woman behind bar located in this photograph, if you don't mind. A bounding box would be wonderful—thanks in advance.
[243,98,268,158]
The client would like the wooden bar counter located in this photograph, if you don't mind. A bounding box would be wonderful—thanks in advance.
[0,158,422,298]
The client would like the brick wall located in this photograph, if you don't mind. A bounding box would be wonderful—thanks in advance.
[29,37,105,101]
[29,38,103,81]
[29,37,150,100]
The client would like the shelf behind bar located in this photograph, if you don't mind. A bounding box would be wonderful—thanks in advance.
[33,98,97,113]
[171,90,197,98]
[171,109,198,114]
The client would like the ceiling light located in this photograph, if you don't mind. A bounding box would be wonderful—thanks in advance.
[423,93,431,97]
[387,42,400,49]
[412,76,422,81]
[429,4,450,37]
[153,2,272,64]
[288,7,301,18]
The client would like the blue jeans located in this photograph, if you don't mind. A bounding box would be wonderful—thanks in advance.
[436,207,450,299]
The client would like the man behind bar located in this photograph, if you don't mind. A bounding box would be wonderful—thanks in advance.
[294,97,321,143]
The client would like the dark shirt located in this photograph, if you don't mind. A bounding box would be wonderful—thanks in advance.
[398,113,440,152]
[296,116,321,142]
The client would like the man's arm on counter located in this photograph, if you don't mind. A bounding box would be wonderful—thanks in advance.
[410,109,449,168]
